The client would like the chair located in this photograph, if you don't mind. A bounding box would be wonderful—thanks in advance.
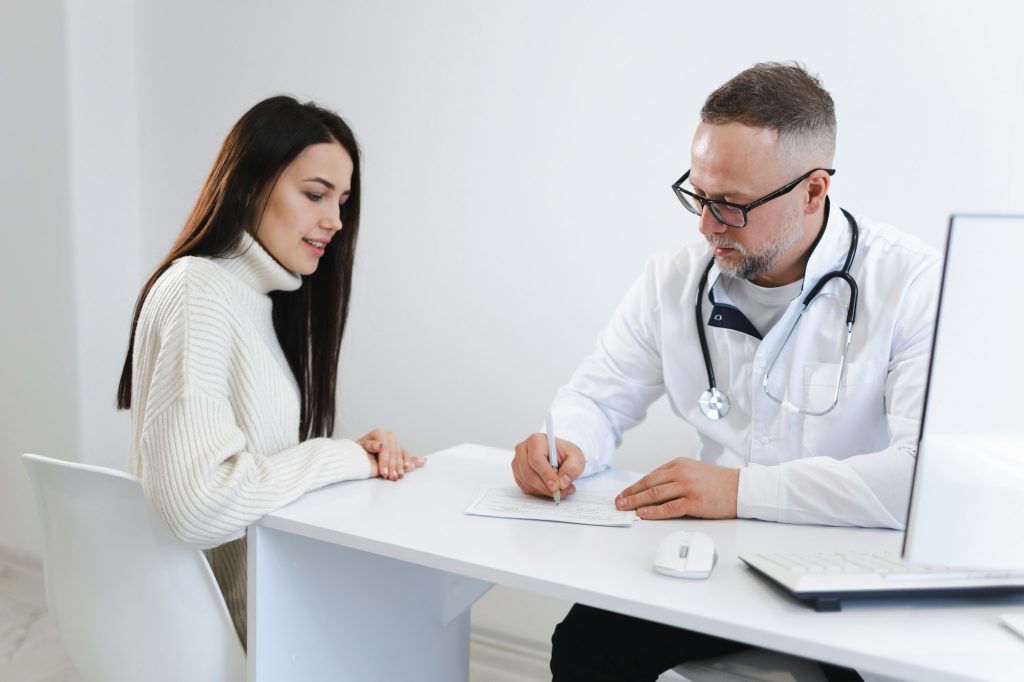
[22,453,246,682]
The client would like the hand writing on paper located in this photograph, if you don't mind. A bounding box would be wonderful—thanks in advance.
[511,433,585,500]
[466,488,636,526]
[615,457,739,520]
[358,428,425,481]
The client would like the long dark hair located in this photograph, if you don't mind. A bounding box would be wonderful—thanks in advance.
[117,95,361,441]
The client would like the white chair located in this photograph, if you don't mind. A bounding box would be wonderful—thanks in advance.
[22,453,246,682]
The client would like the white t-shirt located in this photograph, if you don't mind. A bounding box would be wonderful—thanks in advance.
[720,276,804,337]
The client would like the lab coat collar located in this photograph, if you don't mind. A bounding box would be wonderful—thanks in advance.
[703,196,852,305]
[802,197,856,283]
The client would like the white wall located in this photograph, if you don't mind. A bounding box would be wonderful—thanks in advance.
[0,0,76,565]
[0,0,138,566]
[4,0,1023,652]
[67,0,138,471]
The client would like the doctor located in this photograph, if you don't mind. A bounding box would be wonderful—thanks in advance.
[511,62,940,680]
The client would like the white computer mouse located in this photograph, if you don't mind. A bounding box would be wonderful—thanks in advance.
[653,530,716,579]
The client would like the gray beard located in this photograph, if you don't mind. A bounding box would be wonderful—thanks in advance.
[712,215,803,282]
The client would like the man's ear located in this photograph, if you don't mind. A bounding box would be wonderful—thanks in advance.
[804,171,831,215]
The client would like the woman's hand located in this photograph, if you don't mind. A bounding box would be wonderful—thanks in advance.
[358,428,425,481]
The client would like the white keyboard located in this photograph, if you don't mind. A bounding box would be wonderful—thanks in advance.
[757,551,1024,581]
[740,550,1024,611]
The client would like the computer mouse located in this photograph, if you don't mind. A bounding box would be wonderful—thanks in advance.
[653,530,716,579]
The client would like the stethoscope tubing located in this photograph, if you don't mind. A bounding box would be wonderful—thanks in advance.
[696,208,860,419]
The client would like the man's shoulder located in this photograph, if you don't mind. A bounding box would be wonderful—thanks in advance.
[853,213,941,268]
[847,213,943,312]
[645,240,712,281]
[610,243,711,312]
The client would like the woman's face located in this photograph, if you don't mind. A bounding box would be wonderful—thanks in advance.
[254,141,354,275]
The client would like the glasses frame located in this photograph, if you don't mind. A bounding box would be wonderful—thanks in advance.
[672,167,836,228]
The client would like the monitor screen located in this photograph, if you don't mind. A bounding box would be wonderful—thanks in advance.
[903,214,1024,570]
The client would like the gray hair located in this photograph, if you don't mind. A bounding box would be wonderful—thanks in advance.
[701,62,836,166]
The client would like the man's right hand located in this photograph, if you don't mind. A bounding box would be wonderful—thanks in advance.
[512,433,586,499]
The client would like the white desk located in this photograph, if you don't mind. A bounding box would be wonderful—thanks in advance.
[248,444,1024,681]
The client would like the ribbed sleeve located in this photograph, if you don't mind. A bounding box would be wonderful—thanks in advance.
[139,387,369,547]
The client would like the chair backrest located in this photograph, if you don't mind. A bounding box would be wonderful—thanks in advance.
[22,453,246,682]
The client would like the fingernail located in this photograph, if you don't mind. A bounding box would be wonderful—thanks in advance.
[560,475,570,488]
[616,498,625,508]
[546,479,557,491]
[381,468,388,476]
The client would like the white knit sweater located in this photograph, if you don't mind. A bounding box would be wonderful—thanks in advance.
[129,232,371,644]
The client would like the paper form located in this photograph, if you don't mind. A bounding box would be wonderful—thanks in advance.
[465,486,637,527]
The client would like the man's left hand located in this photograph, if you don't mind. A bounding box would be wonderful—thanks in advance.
[615,458,739,520]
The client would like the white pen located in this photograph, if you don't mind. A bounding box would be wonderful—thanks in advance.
[545,409,560,505]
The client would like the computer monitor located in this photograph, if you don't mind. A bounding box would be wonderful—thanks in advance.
[903,214,1024,570]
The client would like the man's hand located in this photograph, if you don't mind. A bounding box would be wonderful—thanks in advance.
[512,433,585,499]
[615,457,739,520]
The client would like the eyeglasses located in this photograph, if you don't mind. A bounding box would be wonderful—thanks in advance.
[672,167,836,228]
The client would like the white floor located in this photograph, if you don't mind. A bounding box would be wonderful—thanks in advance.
[0,559,81,682]
[0,554,551,682]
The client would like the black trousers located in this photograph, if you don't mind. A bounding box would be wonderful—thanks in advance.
[551,604,863,682]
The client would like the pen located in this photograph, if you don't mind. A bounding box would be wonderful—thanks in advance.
[545,409,560,505]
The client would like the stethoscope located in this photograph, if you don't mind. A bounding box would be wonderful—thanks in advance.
[696,208,860,420]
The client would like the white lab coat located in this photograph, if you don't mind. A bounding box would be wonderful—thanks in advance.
[551,200,941,529]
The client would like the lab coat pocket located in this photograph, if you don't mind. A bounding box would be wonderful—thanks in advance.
[801,361,887,458]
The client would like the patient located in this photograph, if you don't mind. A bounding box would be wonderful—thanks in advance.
[116,95,423,647]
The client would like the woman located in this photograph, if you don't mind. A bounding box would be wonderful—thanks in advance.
[117,95,423,647]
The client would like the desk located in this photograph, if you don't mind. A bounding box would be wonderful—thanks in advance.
[248,444,1024,681]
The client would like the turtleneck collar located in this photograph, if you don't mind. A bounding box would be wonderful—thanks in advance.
[213,231,303,295]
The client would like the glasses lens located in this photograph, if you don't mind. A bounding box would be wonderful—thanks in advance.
[710,203,746,228]
[674,188,703,216]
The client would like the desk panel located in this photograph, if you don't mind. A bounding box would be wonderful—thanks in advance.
[253,444,1024,681]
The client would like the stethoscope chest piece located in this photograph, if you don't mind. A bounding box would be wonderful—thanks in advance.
[699,387,730,420]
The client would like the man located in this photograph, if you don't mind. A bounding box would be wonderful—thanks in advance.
[511,62,940,681]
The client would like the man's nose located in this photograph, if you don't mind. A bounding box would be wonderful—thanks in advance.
[697,206,728,236]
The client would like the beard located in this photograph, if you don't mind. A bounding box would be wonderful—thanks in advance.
[708,207,804,282]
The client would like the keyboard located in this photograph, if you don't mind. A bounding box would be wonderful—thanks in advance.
[739,550,1024,611]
